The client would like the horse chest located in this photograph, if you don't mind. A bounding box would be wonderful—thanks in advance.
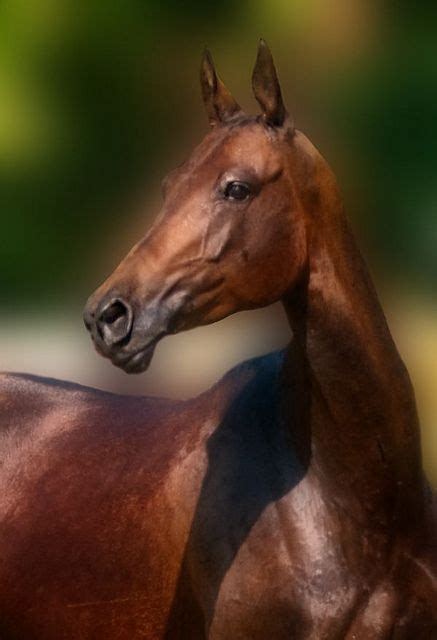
[162,372,371,638]
[184,470,361,639]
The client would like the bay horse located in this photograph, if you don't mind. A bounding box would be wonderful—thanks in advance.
[0,41,435,638]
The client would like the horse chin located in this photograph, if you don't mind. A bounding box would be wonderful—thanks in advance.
[113,341,158,374]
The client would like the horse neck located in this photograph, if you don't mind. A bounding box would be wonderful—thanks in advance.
[280,141,425,529]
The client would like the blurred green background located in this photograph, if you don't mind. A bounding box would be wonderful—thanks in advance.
[0,1,436,481]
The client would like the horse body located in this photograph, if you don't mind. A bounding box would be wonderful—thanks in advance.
[0,356,434,638]
[0,42,435,637]
[0,357,329,638]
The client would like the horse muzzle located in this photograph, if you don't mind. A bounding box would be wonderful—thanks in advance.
[83,292,168,374]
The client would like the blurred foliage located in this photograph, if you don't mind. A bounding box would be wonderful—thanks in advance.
[0,1,436,305]
[324,10,437,288]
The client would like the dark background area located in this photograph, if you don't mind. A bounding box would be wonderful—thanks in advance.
[1,1,436,304]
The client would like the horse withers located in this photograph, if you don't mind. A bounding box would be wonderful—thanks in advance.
[0,42,435,639]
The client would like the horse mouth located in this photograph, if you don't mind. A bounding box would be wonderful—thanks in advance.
[111,338,160,374]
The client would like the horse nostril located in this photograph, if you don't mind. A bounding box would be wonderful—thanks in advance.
[100,300,126,325]
[97,298,133,346]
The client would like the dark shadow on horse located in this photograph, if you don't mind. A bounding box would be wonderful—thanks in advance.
[165,352,307,637]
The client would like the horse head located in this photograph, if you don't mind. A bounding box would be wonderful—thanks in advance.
[84,41,329,373]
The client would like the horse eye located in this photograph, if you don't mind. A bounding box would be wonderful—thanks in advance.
[224,181,251,201]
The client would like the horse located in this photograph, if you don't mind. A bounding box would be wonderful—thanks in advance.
[0,41,435,639]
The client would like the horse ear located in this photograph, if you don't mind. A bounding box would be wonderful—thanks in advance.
[200,48,241,126]
[252,39,291,129]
